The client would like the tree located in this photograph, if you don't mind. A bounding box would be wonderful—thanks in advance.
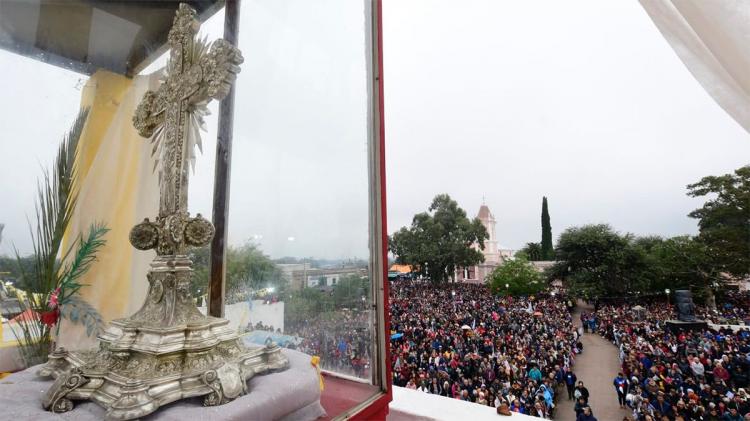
[687,166,750,277]
[550,224,648,298]
[541,197,553,260]
[225,243,285,297]
[189,242,286,304]
[188,246,210,298]
[518,242,542,261]
[488,256,544,296]
[0,255,37,290]
[285,287,333,327]
[389,194,488,283]
[332,274,368,308]
[647,236,723,303]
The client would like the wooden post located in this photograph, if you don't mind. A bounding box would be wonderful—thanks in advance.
[208,0,241,318]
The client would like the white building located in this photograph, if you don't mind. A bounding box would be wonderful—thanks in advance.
[307,273,343,287]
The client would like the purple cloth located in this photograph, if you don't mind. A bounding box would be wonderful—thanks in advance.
[0,349,324,421]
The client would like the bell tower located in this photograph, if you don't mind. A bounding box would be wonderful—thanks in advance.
[477,203,499,264]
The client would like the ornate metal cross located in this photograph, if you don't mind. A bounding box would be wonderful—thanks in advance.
[131,4,243,256]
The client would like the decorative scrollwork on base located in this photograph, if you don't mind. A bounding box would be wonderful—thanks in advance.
[51,398,74,414]
[42,367,88,414]
[201,370,224,406]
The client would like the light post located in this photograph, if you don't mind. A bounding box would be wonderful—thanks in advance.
[505,283,510,296]
[710,282,719,310]
[665,288,670,305]
[452,290,456,312]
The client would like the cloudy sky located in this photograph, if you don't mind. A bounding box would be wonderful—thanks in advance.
[1,0,748,260]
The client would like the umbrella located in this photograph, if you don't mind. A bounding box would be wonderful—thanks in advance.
[390,333,404,340]
[461,325,471,330]
[533,311,543,317]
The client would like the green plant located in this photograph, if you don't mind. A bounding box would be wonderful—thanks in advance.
[488,256,544,296]
[58,295,105,337]
[541,197,553,260]
[11,109,109,367]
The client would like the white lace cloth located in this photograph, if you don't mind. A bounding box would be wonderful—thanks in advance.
[0,349,324,421]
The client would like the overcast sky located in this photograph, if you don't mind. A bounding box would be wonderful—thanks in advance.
[1,0,749,260]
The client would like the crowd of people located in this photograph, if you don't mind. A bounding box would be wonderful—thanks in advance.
[285,309,372,378]
[595,301,750,421]
[389,280,580,418]
[698,292,750,326]
[276,278,750,420]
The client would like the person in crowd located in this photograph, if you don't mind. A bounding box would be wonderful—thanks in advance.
[614,372,630,409]
[574,396,588,417]
[575,380,590,404]
[576,406,598,421]
[582,312,589,333]
[566,368,579,400]
[653,392,673,419]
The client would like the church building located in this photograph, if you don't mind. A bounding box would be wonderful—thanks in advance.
[455,203,513,283]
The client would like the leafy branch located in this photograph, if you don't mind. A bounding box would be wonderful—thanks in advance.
[57,224,110,305]
[9,109,110,367]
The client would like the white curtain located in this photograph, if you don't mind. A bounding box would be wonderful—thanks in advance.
[640,0,750,134]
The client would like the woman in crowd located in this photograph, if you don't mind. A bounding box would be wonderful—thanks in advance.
[596,301,750,421]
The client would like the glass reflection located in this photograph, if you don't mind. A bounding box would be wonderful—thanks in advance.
[189,0,378,388]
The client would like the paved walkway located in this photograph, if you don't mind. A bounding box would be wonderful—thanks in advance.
[555,302,630,421]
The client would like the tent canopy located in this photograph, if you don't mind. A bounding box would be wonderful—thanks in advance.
[0,0,223,77]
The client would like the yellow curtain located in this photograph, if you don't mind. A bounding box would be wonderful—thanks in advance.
[58,70,160,350]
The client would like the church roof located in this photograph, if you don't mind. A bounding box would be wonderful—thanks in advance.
[477,204,493,220]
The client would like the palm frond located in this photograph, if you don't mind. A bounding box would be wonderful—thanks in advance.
[59,295,105,337]
[58,223,109,304]
[11,108,90,366]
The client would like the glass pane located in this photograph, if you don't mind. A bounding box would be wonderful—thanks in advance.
[221,0,380,407]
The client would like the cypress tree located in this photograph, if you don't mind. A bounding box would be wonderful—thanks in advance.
[541,196,553,260]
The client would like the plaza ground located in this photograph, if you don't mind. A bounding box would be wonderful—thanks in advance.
[556,302,630,421]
